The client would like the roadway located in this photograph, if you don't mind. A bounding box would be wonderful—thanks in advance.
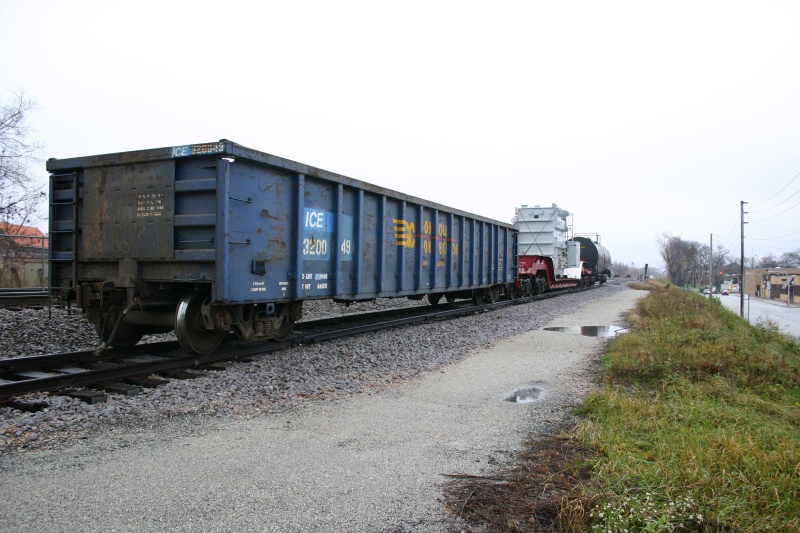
[715,293,800,339]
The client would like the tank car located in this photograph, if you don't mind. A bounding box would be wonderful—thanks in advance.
[48,140,516,354]
[512,204,609,295]
[570,235,612,283]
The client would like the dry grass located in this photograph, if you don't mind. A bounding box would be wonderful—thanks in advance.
[444,429,598,532]
[627,279,667,291]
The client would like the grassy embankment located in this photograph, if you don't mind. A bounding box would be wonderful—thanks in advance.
[447,282,800,531]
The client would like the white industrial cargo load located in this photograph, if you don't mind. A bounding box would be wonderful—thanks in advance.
[512,203,610,295]
[513,204,579,276]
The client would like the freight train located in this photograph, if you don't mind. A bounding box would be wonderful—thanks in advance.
[513,204,611,296]
[47,140,610,354]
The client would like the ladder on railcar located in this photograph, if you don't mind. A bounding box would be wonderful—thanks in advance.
[49,171,79,299]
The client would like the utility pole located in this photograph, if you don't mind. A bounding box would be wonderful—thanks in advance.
[740,201,747,317]
[709,233,713,300]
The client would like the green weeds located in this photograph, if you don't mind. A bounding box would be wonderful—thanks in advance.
[446,287,800,531]
[580,288,800,532]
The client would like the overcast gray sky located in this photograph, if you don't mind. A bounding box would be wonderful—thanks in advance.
[2,0,799,270]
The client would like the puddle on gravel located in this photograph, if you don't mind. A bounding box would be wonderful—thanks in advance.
[543,325,628,337]
[505,385,544,403]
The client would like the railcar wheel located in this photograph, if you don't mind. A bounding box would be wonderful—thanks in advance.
[445,293,456,304]
[175,290,227,354]
[273,318,295,340]
[471,289,486,305]
[428,293,443,306]
[488,286,501,303]
[521,279,532,297]
[472,287,498,304]
[533,278,545,295]
[95,312,145,348]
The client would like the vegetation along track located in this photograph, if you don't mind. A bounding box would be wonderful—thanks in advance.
[0,287,584,406]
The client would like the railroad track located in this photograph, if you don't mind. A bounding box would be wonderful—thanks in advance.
[0,287,578,406]
[0,288,53,307]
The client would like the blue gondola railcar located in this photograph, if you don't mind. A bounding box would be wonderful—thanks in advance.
[48,140,517,353]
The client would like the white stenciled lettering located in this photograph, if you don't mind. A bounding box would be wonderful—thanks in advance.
[136,191,166,218]
[302,238,328,257]
[191,142,224,155]
[304,210,325,229]
[171,142,224,158]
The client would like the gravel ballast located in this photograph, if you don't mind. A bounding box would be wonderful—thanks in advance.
[0,284,643,532]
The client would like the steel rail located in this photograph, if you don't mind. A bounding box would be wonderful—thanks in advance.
[0,286,590,402]
[0,341,180,373]
[0,288,52,306]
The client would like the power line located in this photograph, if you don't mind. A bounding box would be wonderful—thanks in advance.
[717,218,741,241]
[750,168,800,205]
[748,229,800,241]
[748,187,800,213]
[714,217,742,250]
[746,243,797,251]
[750,199,800,223]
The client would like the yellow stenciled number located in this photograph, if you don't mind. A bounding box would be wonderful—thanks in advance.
[422,220,433,254]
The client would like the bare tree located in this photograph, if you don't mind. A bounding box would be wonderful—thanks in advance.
[1,91,45,228]
[658,232,696,286]
[658,233,725,287]
[756,254,780,268]
[779,250,800,268]
[690,243,709,286]
[714,244,731,268]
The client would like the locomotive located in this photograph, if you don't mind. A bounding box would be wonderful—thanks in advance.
[47,140,609,354]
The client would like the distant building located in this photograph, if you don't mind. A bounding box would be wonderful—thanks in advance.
[744,268,800,303]
[0,223,49,287]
